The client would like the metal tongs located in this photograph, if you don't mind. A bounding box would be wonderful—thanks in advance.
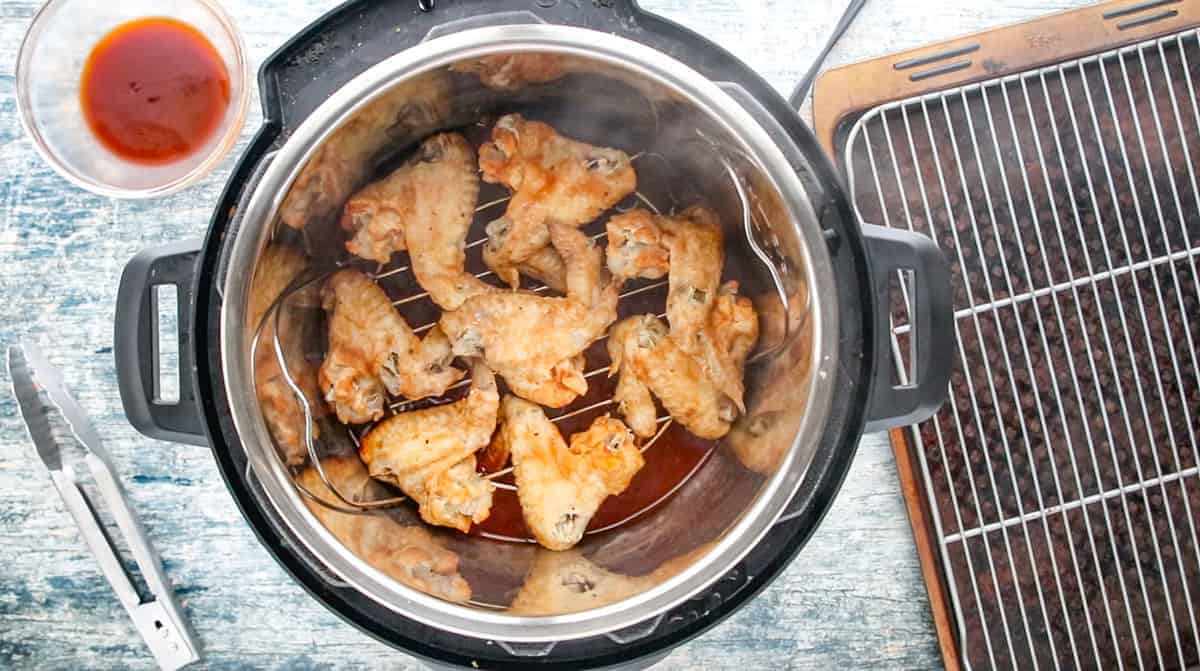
[8,344,199,671]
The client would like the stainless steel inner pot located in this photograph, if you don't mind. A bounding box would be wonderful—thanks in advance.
[219,24,838,643]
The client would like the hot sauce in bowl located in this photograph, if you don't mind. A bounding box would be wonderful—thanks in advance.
[80,17,231,165]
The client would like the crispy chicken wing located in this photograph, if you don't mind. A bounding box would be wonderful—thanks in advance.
[514,245,568,294]
[279,74,451,230]
[659,206,724,345]
[298,455,471,602]
[605,209,669,282]
[359,362,498,532]
[441,290,602,407]
[339,133,497,310]
[249,244,322,464]
[606,317,660,440]
[499,396,644,551]
[608,292,757,440]
[609,315,736,440]
[605,206,723,333]
[606,206,758,436]
[605,205,724,338]
[319,270,464,424]
[693,281,759,412]
[479,114,636,287]
[440,225,617,407]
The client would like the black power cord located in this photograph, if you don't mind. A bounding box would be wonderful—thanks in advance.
[788,0,869,108]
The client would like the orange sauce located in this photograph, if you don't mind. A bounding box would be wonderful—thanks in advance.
[472,424,716,542]
[80,17,230,164]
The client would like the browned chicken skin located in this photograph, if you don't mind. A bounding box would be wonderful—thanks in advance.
[249,244,322,465]
[659,206,725,348]
[278,74,451,230]
[695,281,759,413]
[609,314,737,440]
[319,270,464,424]
[606,317,661,440]
[440,224,618,408]
[339,133,498,311]
[298,455,472,602]
[359,362,498,532]
[498,395,644,551]
[479,114,636,288]
[611,206,725,343]
[605,209,669,282]
[513,245,569,294]
[606,207,759,439]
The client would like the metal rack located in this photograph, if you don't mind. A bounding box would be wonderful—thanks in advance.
[844,28,1200,671]
[250,148,791,542]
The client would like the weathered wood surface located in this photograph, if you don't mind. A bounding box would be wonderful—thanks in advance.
[0,0,1093,668]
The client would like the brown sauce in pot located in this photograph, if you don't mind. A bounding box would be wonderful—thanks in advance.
[471,423,716,542]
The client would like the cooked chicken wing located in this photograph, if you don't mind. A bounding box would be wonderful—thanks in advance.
[507,543,709,615]
[440,295,610,407]
[606,317,660,440]
[514,245,568,294]
[606,206,758,436]
[605,209,670,282]
[440,225,618,407]
[320,270,464,424]
[479,114,636,287]
[659,206,724,347]
[279,74,451,230]
[450,53,579,90]
[298,455,471,602]
[605,206,723,332]
[606,205,724,334]
[727,290,809,474]
[507,551,654,615]
[609,288,757,440]
[339,133,497,311]
[609,315,736,440]
[499,396,644,551]
[249,244,322,464]
[478,421,511,474]
[691,281,759,413]
[359,362,498,532]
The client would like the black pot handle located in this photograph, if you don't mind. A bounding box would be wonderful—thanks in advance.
[860,224,953,432]
[115,240,207,445]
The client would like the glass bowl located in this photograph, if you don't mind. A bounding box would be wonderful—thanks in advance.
[15,0,250,198]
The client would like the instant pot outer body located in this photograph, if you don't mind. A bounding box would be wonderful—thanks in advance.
[113,1,953,668]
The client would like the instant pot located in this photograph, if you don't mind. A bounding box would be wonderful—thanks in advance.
[114,1,954,668]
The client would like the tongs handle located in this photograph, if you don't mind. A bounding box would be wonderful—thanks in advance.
[51,464,199,671]
[51,469,142,607]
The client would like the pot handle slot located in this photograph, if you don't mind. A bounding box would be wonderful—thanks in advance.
[860,224,953,432]
[115,240,207,445]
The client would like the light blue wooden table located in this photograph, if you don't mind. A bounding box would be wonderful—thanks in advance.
[0,0,1092,668]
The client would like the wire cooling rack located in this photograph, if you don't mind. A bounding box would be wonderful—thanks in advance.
[843,28,1200,671]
